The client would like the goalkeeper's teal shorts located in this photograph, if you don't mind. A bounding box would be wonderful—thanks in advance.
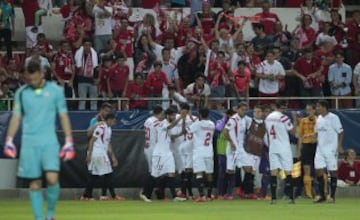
[17,142,60,179]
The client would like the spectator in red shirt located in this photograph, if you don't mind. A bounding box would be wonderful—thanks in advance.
[338,149,360,186]
[98,55,113,98]
[107,55,129,98]
[293,48,323,106]
[194,1,217,42]
[127,73,148,110]
[176,17,192,47]
[35,33,54,61]
[315,39,335,96]
[230,60,250,108]
[346,10,360,49]
[293,14,316,49]
[114,18,135,79]
[145,61,171,96]
[255,0,280,35]
[208,51,229,109]
[51,40,75,98]
[67,23,86,53]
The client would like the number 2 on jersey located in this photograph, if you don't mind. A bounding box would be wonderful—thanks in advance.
[204,132,211,146]
[270,125,276,139]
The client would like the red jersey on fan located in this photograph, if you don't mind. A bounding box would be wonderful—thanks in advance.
[141,0,159,9]
[52,51,74,81]
[285,0,302,7]
[108,64,130,92]
[255,12,280,35]
[145,71,171,95]
[115,29,134,57]
[207,62,229,87]
[127,82,148,109]
[99,66,112,94]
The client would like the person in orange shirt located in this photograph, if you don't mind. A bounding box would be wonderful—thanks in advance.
[298,103,317,198]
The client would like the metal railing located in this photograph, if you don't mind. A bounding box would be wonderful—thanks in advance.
[1,96,359,111]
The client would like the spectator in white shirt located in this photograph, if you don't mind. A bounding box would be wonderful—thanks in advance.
[93,0,113,53]
[183,74,211,109]
[256,49,285,105]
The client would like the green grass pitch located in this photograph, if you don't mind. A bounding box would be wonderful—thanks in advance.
[1,198,359,220]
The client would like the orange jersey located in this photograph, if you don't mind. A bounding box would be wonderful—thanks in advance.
[299,116,317,143]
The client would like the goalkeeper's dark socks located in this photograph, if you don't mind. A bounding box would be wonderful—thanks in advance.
[186,172,194,196]
[166,176,177,198]
[330,176,337,199]
[261,174,270,198]
[270,175,277,200]
[285,175,294,200]
[316,175,325,200]
[196,176,205,197]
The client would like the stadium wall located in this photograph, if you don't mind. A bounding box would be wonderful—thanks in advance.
[0,109,359,189]
[12,7,346,42]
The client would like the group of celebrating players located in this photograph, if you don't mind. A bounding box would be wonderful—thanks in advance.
[139,99,344,204]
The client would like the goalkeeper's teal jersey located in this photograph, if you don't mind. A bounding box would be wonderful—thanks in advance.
[13,81,68,144]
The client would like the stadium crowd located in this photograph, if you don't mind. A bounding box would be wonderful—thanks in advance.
[0,0,359,111]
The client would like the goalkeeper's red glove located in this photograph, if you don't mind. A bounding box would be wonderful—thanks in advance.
[3,137,16,158]
[59,137,75,161]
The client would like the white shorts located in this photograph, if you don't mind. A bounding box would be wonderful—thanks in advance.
[269,151,293,172]
[241,153,261,171]
[193,155,214,174]
[171,141,184,172]
[144,145,154,173]
[180,141,194,169]
[151,152,175,178]
[88,148,113,176]
[182,153,193,169]
[226,151,242,171]
[314,150,338,171]
[25,26,44,49]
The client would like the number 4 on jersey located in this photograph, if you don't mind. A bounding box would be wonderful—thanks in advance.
[270,125,276,139]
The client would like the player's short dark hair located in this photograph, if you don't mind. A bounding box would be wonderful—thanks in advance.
[238,101,248,108]
[317,99,329,110]
[153,61,162,67]
[199,108,210,118]
[165,107,176,115]
[253,104,264,111]
[162,48,170,54]
[169,104,179,113]
[303,48,313,54]
[226,109,235,116]
[26,61,41,74]
[196,74,206,80]
[83,38,92,45]
[180,103,190,111]
[101,102,113,110]
[153,105,163,115]
[252,23,264,30]
[306,103,316,109]
[237,60,247,66]
[105,113,116,121]
[275,100,288,108]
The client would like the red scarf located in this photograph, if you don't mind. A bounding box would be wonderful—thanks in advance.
[82,52,93,77]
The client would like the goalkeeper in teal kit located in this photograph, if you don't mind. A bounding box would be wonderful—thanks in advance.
[3,61,75,220]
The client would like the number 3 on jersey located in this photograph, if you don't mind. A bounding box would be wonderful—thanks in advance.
[270,125,276,139]
[204,132,211,146]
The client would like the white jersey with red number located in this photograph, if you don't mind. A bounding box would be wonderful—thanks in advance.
[93,123,112,151]
[315,112,343,153]
[144,116,160,148]
[153,120,171,156]
[225,114,251,151]
[265,111,293,153]
[186,119,215,157]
